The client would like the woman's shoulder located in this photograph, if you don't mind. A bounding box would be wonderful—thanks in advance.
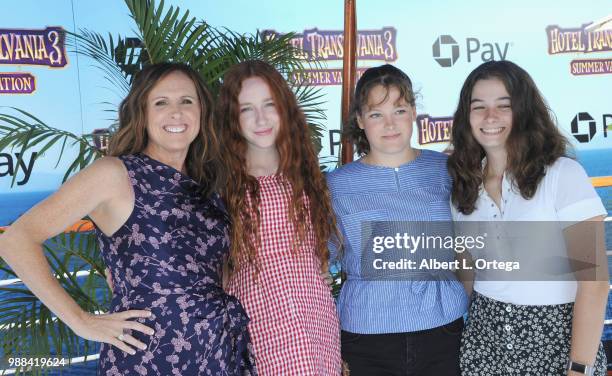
[82,156,128,180]
[90,156,128,179]
[47,157,132,225]
[326,160,364,187]
[68,157,131,199]
[417,149,449,170]
[409,150,451,185]
[419,148,448,161]
[545,156,588,183]
[548,156,583,172]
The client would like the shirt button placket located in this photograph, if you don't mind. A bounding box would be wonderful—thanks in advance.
[504,305,514,355]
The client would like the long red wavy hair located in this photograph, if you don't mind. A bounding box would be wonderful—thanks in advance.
[216,60,337,274]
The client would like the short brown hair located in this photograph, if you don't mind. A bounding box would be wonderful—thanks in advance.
[346,64,416,155]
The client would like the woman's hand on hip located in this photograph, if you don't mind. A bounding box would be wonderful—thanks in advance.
[74,310,155,355]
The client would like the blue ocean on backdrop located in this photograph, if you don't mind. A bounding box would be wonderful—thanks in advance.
[0,148,611,375]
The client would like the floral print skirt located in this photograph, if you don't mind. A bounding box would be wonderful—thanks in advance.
[460,291,606,376]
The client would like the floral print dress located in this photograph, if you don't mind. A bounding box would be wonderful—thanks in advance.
[96,153,256,376]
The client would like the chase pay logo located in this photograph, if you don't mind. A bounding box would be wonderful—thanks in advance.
[570,112,612,143]
[433,34,511,68]
[432,35,459,67]
[571,112,597,143]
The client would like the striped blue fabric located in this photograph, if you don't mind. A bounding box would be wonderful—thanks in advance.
[327,149,468,334]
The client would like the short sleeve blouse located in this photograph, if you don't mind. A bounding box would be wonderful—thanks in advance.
[451,157,607,305]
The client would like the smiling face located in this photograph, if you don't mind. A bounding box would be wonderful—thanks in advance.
[469,78,513,153]
[358,84,416,166]
[143,70,201,160]
[238,76,281,153]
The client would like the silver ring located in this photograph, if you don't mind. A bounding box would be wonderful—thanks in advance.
[118,334,125,341]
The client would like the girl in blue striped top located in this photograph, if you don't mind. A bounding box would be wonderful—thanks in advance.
[327,64,468,375]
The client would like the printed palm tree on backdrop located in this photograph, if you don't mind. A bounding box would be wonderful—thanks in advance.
[0,0,329,374]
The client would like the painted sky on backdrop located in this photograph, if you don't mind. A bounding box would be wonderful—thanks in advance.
[1,0,611,193]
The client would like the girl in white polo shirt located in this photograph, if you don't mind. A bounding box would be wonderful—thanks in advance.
[448,60,608,375]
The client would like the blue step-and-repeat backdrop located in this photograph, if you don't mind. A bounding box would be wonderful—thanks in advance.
[0,1,610,374]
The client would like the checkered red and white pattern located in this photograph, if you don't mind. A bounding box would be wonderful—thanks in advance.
[227,174,341,375]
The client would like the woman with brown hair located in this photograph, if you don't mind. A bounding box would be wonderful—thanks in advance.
[327,64,467,376]
[448,60,608,375]
[216,60,341,375]
[0,62,256,375]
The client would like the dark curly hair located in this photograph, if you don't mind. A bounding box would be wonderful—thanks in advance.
[448,60,570,215]
[346,64,416,155]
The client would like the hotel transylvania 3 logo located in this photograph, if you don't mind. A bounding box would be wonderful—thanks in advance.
[0,27,68,94]
[417,115,453,146]
[546,21,612,76]
[263,28,397,86]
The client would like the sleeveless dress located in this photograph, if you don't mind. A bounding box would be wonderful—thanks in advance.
[96,153,257,376]
[227,174,341,375]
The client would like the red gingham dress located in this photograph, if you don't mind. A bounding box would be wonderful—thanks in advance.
[227,174,341,375]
